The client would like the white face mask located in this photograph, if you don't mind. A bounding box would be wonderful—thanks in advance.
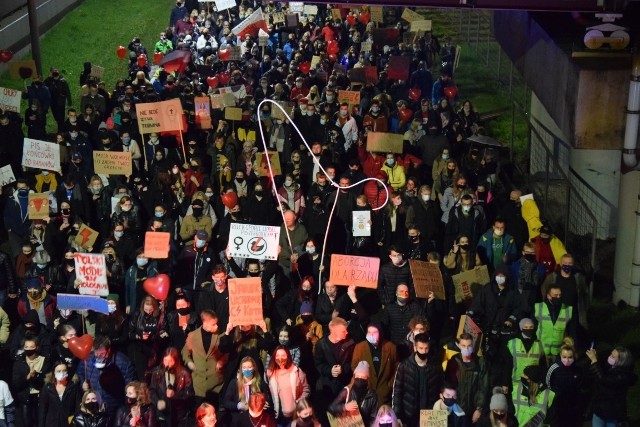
[421,194,430,202]
[55,372,68,381]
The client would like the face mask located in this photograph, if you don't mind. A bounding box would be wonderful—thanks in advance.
[24,349,36,357]
[397,296,407,304]
[550,296,562,306]
[37,263,47,269]
[300,415,313,425]
[242,368,254,378]
[458,244,469,251]
[122,137,131,145]
[55,372,68,381]
[371,107,379,113]
[391,256,403,264]
[85,401,99,413]
[18,189,29,197]
[121,205,131,212]
[460,347,473,357]
[457,184,466,190]
[150,137,159,144]
[114,231,124,238]
[462,206,471,214]
[416,351,428,361]
[301,314,313,323]
[279,338,289,346]
[319,118,326,125]
[154,211,164,218]
[136,258,148,267]
[28,290,42,298]
[561,265,573,273]
[192,207,203,217]
[69,116,77,123]
[366,334,378,345]
[493,412,506,420]
[306,246,316,254]
[386,159,395,166]
[521,330,535,339]
[235,177,245,183]
[94,361,106,369]
[409,236,419,243]
[340,110,348,117]
[561,358,574,367]
[127,397,137,406]
[607,356,616,366]
[494,229,504,237]
[524,253,536,262]
[443,397,456,407]
[442,154,449,160]
[284,179,293,187]
[195,240,206,249]
[422,194,430,202]
[495,276,506,286]
[205,192,214,198]
[177,307,190,316]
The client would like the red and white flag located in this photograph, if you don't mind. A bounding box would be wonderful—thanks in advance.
[232,8,268,39]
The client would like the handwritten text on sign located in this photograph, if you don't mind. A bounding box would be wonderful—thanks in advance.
[22,138,61,172]
[136,99,183,134]
[452,265,490,303]
[0,87,22,113]
[74,253,109,296]
[228,277,263,326]
[420,410,448,427]
[144,232,171,259]
[329,255,380,288]
[228,223,280,260]
[410,260,445,299]
[93,151,132,176]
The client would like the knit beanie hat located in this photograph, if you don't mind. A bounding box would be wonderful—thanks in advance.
[353,361,370,377]
[519,318,534,330]
[300,300,313,315]
[490,393,508,411]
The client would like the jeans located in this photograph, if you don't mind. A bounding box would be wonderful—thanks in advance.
[592,414,618,427]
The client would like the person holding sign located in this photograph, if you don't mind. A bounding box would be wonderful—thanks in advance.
[433,383,467,427]
[328,361,378,426]
[381,284,425,346]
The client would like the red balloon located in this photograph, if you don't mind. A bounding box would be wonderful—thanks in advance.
[408,87,422,102]
[346,14,356,26]
[143,274,171,301]
[137,54,147,68]
[327,40,339,55]
[444,85,458,100]
[153,52,164,64]
[218,48,231,61]
[0,50,13,63]
[67,335,94,360]
[359,12,370,25]
[218,71,231,85]
[398,108,413,123]
[207,76,219,89]
[221,192,238,208]
[299,61,311,75]
[328,53,337,63]
[116,45,127,60]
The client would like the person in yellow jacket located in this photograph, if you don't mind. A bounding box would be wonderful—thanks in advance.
[512,365,555,427]
[380,153,406,191]
[520,198,566,274]
[535,283,575,364]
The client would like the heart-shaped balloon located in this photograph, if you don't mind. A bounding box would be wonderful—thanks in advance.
[346,14,356,26]
[68,335,94,360]
[218,71,231,85]
[0,50,14,63]
[19,67,33,80]
[398,108,413,123]
[116,46,127,60]
[299,61,311,75]
[221,192,238,209]
[327,40,339,55]
[408,87,422,102]
[444,85,458,99]
[207,76,219,89]
[218,48,231,61]
[143,274,171,301]
[137,54,147,68]
[153,52,164,64]
[359,12,370,25]
[328,53,337,63]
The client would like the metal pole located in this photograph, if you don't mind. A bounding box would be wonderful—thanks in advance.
[544,151,550,218]
[27,0,42,77]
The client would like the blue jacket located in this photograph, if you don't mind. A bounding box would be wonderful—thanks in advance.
[4,194,31,237]
[476,229,517,271]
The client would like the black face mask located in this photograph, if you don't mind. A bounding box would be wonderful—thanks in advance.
[299,415,314,425]
[254,190,264,197]
[416,351,428,361]
[524,254,536,262]
[409,236,419,243]
[24,349,36,357]
[85,401,99,413]
[66,258,75,266]
[61,209,71,216]
[550,296,562,306]
[353,378,367,390]
[248,271,261,277]
[177,307,190,316]
[301,314,313,323]
[493,412,506,420]
[443,397,456,407]
[127,397,137,406]
[521,330,535,340]
[458,244,469,251]
[192,207,203,218]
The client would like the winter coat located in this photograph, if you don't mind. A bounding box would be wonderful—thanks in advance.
[221,376,272,418]
[444,354,488,414]
[377,262,413,306]
[0,251,16,293]
[113,403,157,427]
[38,381,81,427]
[392,356,443,426]
[266,366,310,419]
[381,301,425,345]
[329,386,378,426]
[181,327,227,397]
[4,194,31,237]
[11,353,50,403]
[589,361,637,420]
[314,337,355,395]
[351,340,398,406]
[72,411,111,427]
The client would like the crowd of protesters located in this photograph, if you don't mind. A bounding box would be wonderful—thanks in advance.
[0,1,636,427]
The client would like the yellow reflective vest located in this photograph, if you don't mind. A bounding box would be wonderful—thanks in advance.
[512,382,555,427]
[534,302,572,357]
[508,338,543,382]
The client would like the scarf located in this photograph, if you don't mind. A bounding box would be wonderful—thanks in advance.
[28,289,47,311]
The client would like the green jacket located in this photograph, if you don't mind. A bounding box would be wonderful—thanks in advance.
[444,354,488,414]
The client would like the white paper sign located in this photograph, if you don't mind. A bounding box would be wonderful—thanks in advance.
[0,87,22,113]
[0,165,16,187]
[228,223,280,260]
[22,138,61,172]
[352,210,371,237]
[289,2,304,13]
[74,253,109,296]
[215,0,236,10]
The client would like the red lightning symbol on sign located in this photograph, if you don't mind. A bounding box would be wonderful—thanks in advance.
[79,228,93,246]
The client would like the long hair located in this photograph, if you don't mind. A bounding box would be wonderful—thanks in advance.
[47,362,69,385]
[135,295,164,332]
[371,405,398,427]
[161,347,185,373]
[293,398,318,421]
[297,275,316,303]
[80,390,105,414]
[236,356,261,403]
[266,346,293,378]
[126,381,152,406]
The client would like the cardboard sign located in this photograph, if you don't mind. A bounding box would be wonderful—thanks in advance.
[366,132,404,154]
[258,28,269,47]
[28,193,50,219]
[75,253,109,296]
[452,265,490,303]
[311,55,321,69]
[410,260,445,299]
[457,315,484,354]
[225,106,243,121]
[9,60,37,80]
[270,101,293,121]
[327,411,365,427]
[0,164,16,186]
[136,99,184,134]
[214,0,236,11]
[303,4,318,15]
[370,6,384,23]
[338,90,360,106]
[289,2,304,13]
[210,93,236,109]
[420,410,448,427]
[228,223,281,260]
[255,151,282,176]
[271,12,285,24]
[57,293,110,314]
[195,96,212,129]
[228,46,242,61]
[329,255,380,288]
[402,8,423,22]
[22,138,61,172]
[74,224,99,249]
[228,277,263,326]
[352,210,371,237]
[90,64,105,80]
[331,8,342,21]
[93,151,132,176]
[0,87,22,113]
[360,40,373,53]
[144,231,171,259]
[387,56,411,81]
[350,66,378,85]
[411,20,432,32]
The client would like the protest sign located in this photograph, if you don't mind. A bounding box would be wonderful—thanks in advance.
[228,223,280,260]
[370,6,383,23]
[310,55,321,69]
[195,96,212,129]
[93,151,132,176]
[331,8,342,21]
[303,4,318,15]
[289,2,304,13]
[258,28,269,47]
[214,0,236,11]
[452,265,490,303]
[57,293,110,314]
[420,410,448,427]
[0,165,16,186]
[136,99,184,134]
[366,132,404,154]
[270,101,293,121]
[22,138,61,172]
[411,20,432,32]
[255,151,282,176]
[352,211,371,237]
[75,253,109,296]
[228,277,263,326]
[410,260,445,299]
[28,193,50,219]
[349,66,378,85]
[360,40,373,53]
[74,224,99,249]
[90,64,105,80]
[225,107,243,121]
[387,56,411,81]
[338,90,360,106]
[330,255,380,288]
[9,60,37,80]
[402,8,423,22]
[457,315,484,354]
[271,12,285,24]
[327,411,365,427]
[0,87,22,113]
[210,93,235,109]
[144,232,171,259]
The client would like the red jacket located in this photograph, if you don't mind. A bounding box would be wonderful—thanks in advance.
[358,145,385,178]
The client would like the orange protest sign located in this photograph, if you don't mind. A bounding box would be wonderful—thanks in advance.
[329,254,380,288]
[28,193,50,219]
[228,277,263,326]
[144,232,171,259]
[137,99,184,134]
[74,224,99,249]
[93,151,132,176]
[255,151,282,176]
[338,90,360,106]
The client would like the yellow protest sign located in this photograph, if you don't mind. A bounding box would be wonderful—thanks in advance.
[402,8,423,22]
[228,277,263,326]
[28,193,50,220]
[74,224,99,249]
[331,9,342,21]
[93,151,132,176]
[370,6,383,23]
[270,101,293,121]
[420,410,448,427]
[225,107,243,121]
[366,132,404,154]
[328,411,365,427]
[338,90,360,106]
[411,19,432,32]
[310,55,321,69]
[255,151,282,176]
[9,60,37,80]
[136,99,184,134]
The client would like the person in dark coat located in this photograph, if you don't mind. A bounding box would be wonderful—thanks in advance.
[328,361,378,426]
[72,389,111,427]
[545,339,583,427]
[381,283,425,346]
[12,334,51,426]
[38,362,81,427]
[113,381,157,427]
[149,347,194,427]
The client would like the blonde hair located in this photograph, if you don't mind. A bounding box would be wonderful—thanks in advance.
[237,356,261,403]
